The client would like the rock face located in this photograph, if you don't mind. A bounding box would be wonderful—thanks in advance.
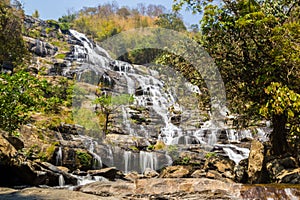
[0,132,77,186]
[247,140,265,183]
[266,156,300,184]
[24,36,58,57]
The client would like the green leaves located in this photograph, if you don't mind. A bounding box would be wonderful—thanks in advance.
[0,71,44,133]
[261,82,300,119]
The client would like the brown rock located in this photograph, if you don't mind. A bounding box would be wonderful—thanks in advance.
[247,140,264,183]
[79,180,135,197]
[135,178,241,197]
[159,165,191,178]
[191,169,206,178]
[143,168,159,178]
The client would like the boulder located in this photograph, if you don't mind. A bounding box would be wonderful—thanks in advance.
[124,171,143,182]
[0,133,19,166]
[159,165,191,178]
[87,167,119,181]
[276,168,300,184]
[247,140,265,183]
[143,168,159,178]
[78,180,135,197]
[203,155,235,180]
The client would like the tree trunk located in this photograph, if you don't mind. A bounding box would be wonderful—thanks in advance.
[104,113,109,134]
[270,114,288,155]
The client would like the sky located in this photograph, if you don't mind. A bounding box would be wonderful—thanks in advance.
[20,0,202,27]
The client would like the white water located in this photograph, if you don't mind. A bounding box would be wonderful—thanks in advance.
[68,29,272,173]
[58,174,65,187]
[216,144,250,164]
[56,146,62,166]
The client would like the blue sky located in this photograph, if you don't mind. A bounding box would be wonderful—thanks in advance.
[20,0,202,27]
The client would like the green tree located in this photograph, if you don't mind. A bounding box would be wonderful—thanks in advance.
[0,0,27,69]
[155,13,187,31]
[94,90,134,135]
[0,72,45,134]
[173,0,300,155]
[32,9,39,18]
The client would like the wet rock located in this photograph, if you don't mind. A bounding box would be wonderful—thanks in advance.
[49,62,68,76]
[159,166,191,178]
[37,161,78,185]
[58,123,85,138]
[87,167,119,181]
[247,140,265,183]
[105,134,150,150]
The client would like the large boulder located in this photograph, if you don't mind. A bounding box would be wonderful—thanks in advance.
[247,140,265,183]
[203,155,235,180]
[78,180,135,198]
[87,167,120,181]
[266,156,300,183]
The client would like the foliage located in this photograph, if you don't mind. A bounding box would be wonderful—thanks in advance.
[0,0,28,68]
[0,71,74,134]
[205,152,217,158]
[76,150,92,169]
[32,9,39,18]
[172,0,300,155]
[155,13,186,31]
[0,71,44,133]
[94,91,134,134]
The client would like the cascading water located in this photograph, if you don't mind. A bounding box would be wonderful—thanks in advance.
[58,174,65,187]
[56,146,62,166]
[68,29,272,174]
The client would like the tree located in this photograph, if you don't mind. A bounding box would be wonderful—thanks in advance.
[94,89,134,135]
[0,0,28,69]
[32,9,39,18]
[173,0,300,155]
[0,72,44,134]
[155,13,187,31]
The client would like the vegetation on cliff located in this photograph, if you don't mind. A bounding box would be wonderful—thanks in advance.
[172,0,300,155]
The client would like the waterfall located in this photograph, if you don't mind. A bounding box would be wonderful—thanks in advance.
[56,146,62,166]
[124,151,132,174]
[139,151,158,173]
[67,29,272,173]
[58,174,65,187]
